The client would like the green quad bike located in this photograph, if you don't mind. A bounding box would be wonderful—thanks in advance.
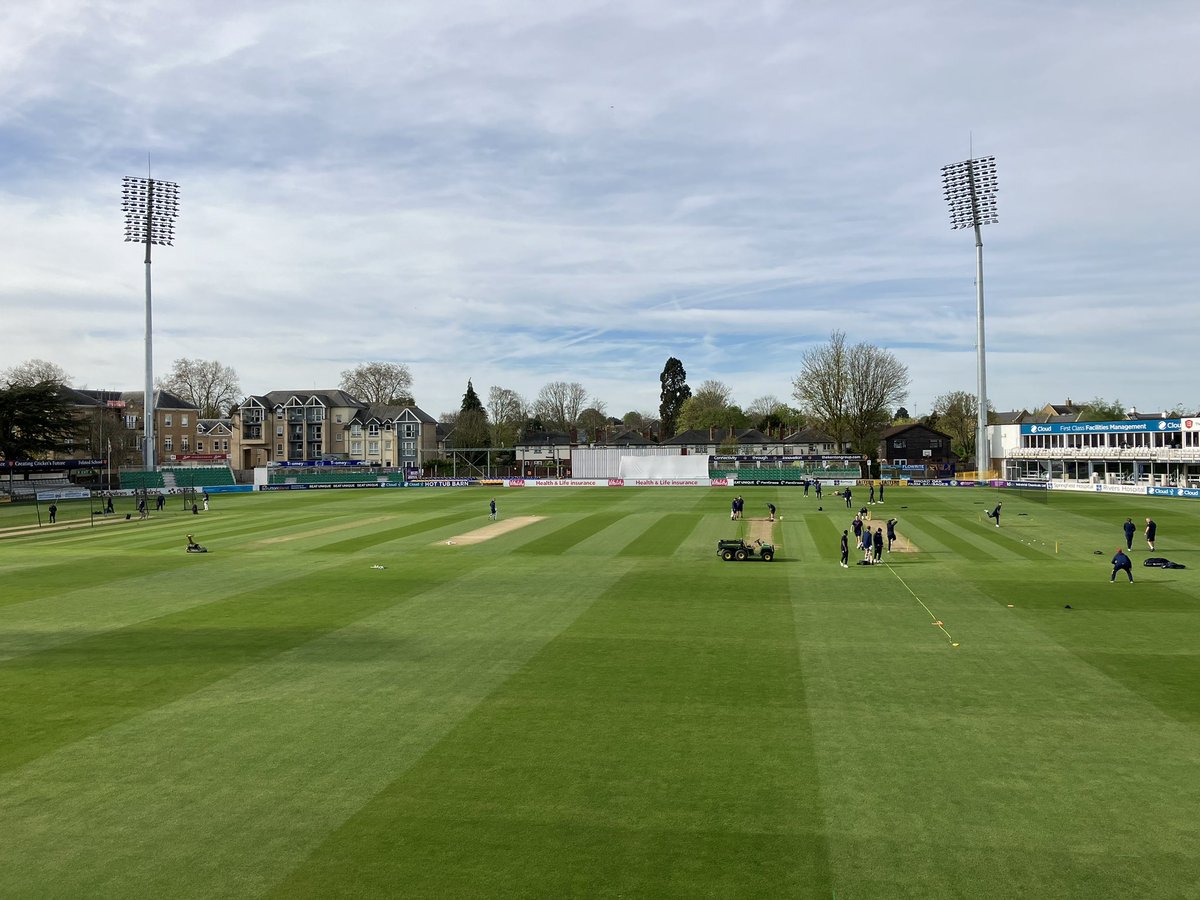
[717,538,775,562]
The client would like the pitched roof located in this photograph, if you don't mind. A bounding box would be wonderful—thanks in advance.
[592,428,654,445]
[516,430,573,446]
[663,428,772,446]
[242,390,367,410]
[354,403,437,424]
[120,389,198,411]
[880,422,953,441]
[783,427,837,444]
[990,410,1028,425]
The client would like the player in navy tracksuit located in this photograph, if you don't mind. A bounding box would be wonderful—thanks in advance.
[986,502,1002,527]
[1123,518,1135,550]
[840,531,849,568]
[1111,549,1134,583]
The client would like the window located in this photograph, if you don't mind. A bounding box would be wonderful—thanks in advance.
[350,424,362,436]
[181,415,189,427]
[335,414,343,424]
[277,444,284,453]
[125,415,138,430]
[164,437,173,451]
[930,439,942,448]
[164,414,173,427]
[368,424,380,437]
[384,440,392,451]
[182,437,190,451]
[369,440,380,455]
[403,441,415,453]
[351,441,363,455]
[197,441,205,452]
[403,424,416,439]
[277,425,284,436]
[336,433,343,443]
[222,440,229,451]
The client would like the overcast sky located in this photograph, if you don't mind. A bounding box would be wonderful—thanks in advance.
[2,0,1197,420]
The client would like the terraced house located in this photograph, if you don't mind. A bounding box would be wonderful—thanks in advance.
[230,390,437,469]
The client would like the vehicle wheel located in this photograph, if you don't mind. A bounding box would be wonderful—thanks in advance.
[722,549,734,561]
[761,550,774,561]
[735,549,747,561]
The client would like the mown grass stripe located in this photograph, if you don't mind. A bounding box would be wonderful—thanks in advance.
[313,511,479,553]
[616,512,698,557]
[270,568,832,898]
[0,564,451,774]
[912,516,1009,562]
[512,511,628,555]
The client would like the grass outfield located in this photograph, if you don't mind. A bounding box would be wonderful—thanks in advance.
[1,485,1198,898]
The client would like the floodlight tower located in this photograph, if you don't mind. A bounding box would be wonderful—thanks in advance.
[122,176,179,470]
[941,155,998,476]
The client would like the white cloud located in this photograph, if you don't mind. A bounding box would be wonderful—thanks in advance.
[2,0,1198,421]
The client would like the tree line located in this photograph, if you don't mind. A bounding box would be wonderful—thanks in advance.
[3,345,1189,463]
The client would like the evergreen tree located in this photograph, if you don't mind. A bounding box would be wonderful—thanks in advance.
[461,380,485,414]
[0,382,79,461]
[659,357,691,438]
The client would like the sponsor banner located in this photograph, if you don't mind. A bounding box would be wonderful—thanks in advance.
[1048,481,1146,495]
[4,458,106,469]
[733,479,812,486]
[1005,480,1050,490]
[170,454,228,462]
[711,454,861,463]
[270,459,369,468]
[260,482,384,491]
[478,479,506,486]
[531,479,608,487]
[1149,486,1200,498]
[953,480,984,487]
[631,479,710,487]
[36,489,91,501]
[1184,418,1199,432]
[1102,483,1151,494]
[709,478,729,487]
[404,479,473,488]
[1021,420,1180,435]
[608,479,625,487]
[506,478,526,487]
[909,479,955,486]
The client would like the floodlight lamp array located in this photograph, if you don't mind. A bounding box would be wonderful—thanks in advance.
[941,156,998,230]
[122,176,180,245]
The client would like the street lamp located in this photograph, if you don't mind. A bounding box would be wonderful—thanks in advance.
[122,176,180,471]
[941,155,998,476]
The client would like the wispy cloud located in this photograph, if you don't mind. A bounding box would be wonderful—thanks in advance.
[2,0,1198,418]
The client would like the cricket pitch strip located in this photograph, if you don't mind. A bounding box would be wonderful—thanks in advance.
[439,515,545,546]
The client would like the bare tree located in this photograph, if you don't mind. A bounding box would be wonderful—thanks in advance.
[533,381,588,432]
[792,332,851,444]
[339,362,413,405]
[2,358,72,388]
[844,341,910,457]
[487,386,527,448]
[157,358,241,418]
[793,331,908,455]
